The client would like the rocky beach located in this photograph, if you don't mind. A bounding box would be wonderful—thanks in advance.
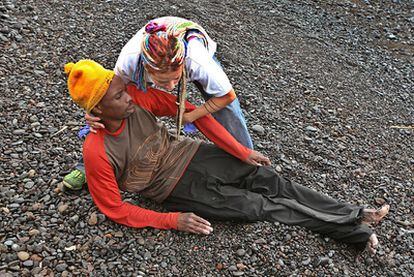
[0,0,413,276]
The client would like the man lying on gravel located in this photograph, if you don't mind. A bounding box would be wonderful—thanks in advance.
[64,59,389,254]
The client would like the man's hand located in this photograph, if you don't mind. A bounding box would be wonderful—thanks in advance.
[244,150,271,166]
[177,213,213,235]
[85,113,104,133]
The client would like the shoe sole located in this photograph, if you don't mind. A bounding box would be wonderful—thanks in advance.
[62,180,83,191]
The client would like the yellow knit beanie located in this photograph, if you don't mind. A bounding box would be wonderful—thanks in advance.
[64,60,115,113]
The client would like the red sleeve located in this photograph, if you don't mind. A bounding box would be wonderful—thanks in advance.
[83,132,180,230]
[127,85,252,161]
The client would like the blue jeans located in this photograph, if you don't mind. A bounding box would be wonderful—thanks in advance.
[214,98,253,149]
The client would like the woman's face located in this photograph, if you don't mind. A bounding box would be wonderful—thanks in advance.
[147,65,183,92]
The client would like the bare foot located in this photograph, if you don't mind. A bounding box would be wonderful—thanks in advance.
[362,204,390,225]
[367,233,379,255]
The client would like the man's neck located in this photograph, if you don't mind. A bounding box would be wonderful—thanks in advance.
[103,119,124,133]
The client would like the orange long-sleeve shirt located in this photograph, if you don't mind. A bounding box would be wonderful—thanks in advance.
[83,85,251,230]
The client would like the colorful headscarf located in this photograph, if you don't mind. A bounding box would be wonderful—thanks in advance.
[134,17,209,92]
[141,29,186,72]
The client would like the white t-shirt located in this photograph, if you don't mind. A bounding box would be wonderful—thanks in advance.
[114,28,232,97]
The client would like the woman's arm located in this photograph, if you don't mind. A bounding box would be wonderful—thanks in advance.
[182,89,237,124]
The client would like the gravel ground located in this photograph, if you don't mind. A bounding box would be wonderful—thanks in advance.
[1,0,413,276]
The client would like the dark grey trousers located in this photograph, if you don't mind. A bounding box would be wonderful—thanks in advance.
[163,144,373,244]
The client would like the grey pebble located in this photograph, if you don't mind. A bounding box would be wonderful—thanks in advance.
[314,256,329,267]
[252,124,265,134]
[55,263,68,272]
[236,249,246,256]
[12,129,25,135]
[254,238,266,244]
[305,126,318,132]
[302,257,311,266]
[387,33,397,40]
[4,240,14,247]
[23,260,34,267]
[228,265,237,271]
[25,181,35,189]
[0,34,8,42]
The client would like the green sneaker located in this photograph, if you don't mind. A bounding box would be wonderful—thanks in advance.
[63,169,86,190]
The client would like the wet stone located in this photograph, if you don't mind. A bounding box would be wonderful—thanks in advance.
[314,256,330,267]
[305,126,318,132]
[0,34,8,42]
[144,251,151,260]
[302,257,311,266]
[252,124,265,134]
[55,263,68,272]
[254,238,266,244]
[14,198,25,204]
[17,251,30,261]
[24,181,35,189]
[88,212,98,225]
[4,253,17,263]
[228,265,237,271]
[23,260,34,267]
[30,254,42,262]
[12,129,25,135]
[29,229,40,236]
[236,249,246,256]
[70,215,79,222]
[4,240,14,247]
[58,204,69,214]
[0,244,8,253]
[29,115,38,122]
[137,237,145,245]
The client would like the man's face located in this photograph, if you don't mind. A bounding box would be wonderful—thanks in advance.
[147,65,183,92]
[96,75,134,120]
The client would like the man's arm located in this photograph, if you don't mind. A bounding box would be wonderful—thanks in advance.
[127,85,252,161]
[83,133,179,230]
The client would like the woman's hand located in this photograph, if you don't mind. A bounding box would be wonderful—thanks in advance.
[85,113,104,133]
[244,150,271,166]
[182,112,196,125]
[177,212,213,235]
